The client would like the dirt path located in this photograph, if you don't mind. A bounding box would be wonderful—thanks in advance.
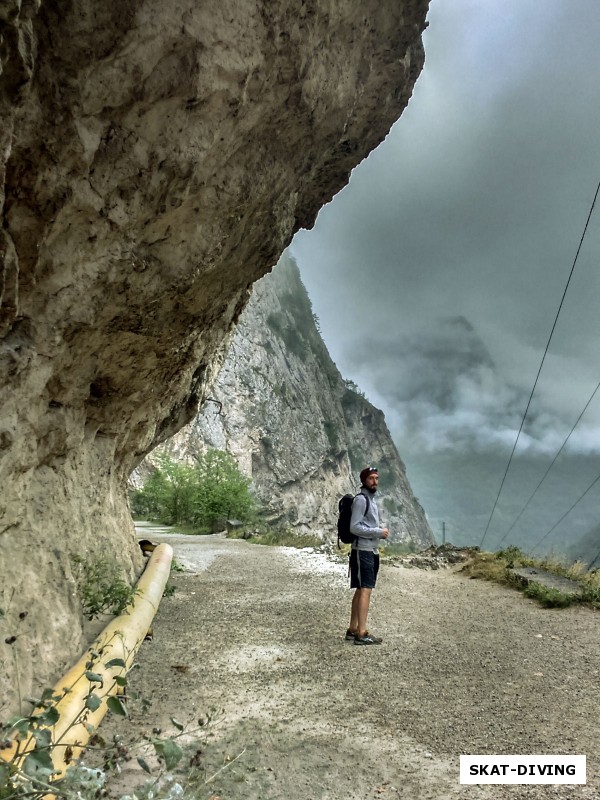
[95,533,599,800]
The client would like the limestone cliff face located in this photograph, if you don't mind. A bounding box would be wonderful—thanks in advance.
[0,1,428,708]
[156,253,433,548]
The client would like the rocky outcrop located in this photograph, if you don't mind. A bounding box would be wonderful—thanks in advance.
[153,253,433,548]
[0,1,428,709]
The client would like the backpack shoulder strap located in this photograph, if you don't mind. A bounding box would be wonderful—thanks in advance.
[354,493,370,517]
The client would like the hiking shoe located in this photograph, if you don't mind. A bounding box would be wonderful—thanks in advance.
[354,633,383,645]
[345,629,357,641]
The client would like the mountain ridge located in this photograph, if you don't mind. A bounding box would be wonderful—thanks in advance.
[144,252,433,547]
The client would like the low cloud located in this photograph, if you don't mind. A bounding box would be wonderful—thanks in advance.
[291,0,600,546]
[292,0,600,469]
[347,316,600,458]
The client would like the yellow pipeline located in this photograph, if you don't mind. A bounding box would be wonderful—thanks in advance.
[1,542,173,779]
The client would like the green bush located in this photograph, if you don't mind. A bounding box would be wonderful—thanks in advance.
[495,545,523,560]
[581,583,600,607]
[281,326,309,361]
[522,583,573,608]
[72,557,137,620]
[131,457,197,525]
[266,307,310,362]
[193,449,255,527]
[341,389,363,414]
[131,450,256,530]
[261,435,273,452]
[0,648,197,800]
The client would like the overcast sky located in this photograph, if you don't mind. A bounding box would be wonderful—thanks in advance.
[290,0,600,546]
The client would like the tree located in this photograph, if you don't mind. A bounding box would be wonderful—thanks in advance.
[192,449,255,528]
[130,450,255,531]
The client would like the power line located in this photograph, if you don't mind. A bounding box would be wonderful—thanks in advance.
[529,470,600,554]
[497,376,600,546]
[480,178,600,548]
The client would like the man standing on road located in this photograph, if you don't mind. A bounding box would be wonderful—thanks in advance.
[346,466,389,645]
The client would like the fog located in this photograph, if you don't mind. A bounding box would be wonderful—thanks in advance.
[291,0,600,555]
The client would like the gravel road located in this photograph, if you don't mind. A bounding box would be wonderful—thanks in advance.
[95,531,600,800]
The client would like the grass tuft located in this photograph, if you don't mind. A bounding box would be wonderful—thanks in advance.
[522,583,574,608]
[462,548,599,609]
[464,551,512,584]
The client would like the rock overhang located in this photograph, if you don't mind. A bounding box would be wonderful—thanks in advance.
[0,0,430,710]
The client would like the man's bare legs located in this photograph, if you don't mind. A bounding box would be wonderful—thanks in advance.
[349,587,372,637]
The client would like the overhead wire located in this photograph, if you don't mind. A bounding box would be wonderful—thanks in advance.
[496,376,600,547]
[529,470,600,554]
[479,178,600,549]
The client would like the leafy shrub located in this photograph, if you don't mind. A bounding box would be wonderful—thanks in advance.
[131,457,197,526]
[522,583,573,608]
[341,389,363,414]
[343,379,365,398]
[495,545,525,562]
[581,583,600,607]
[261,435,273,452]
[72,557,137,620]
[281,327,309,361]
[131,450,256,531]
[0,651,194,800]
[192,450,255,528]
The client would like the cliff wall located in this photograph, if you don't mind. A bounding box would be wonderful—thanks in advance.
[0,0,428,708]
[155,253,433,547]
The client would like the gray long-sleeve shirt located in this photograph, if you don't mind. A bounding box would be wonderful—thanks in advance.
[350,488,385,552]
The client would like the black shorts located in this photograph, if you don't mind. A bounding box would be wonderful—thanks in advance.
[349,549,380,589]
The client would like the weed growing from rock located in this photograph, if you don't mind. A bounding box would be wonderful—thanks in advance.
[72,557,138,620]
